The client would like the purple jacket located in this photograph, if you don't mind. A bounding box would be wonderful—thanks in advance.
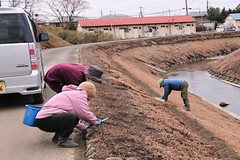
[36,85,98,130]
[44,63,88,93]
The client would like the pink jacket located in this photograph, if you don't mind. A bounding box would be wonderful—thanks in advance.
[36,85,98,130]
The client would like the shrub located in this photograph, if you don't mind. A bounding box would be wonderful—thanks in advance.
[44,26,114,44]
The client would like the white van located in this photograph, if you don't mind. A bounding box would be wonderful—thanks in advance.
[216,25,225,32]
[0,7,48,104]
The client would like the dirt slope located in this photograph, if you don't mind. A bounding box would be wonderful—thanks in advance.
[37,27,240,159]
[208,49,240,84]
[37,26,71,49]
[79,33,240,159]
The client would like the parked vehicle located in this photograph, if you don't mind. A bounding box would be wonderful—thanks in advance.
[0,7,49,104]
[216,25,225,32]
[226,26,236,32]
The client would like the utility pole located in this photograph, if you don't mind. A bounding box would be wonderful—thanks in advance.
[101,9,103,17]
[139,6,143,17]
[185,0,189,15]
[0,0,1,7]
[207,0,209,11]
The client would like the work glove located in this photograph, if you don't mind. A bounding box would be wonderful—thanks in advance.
[155,96,165,102]
[86,119,102,128]
[159,96,166,102]
[159,98,166,102]
[97,118,102,125]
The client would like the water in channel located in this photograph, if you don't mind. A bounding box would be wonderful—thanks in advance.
[166,57,240,117]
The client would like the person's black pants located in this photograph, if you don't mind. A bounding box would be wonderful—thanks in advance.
[35,113,79,139]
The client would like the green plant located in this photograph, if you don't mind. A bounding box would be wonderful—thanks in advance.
[44,26,113,44]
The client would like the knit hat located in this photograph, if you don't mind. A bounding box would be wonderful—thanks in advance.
[157,78,164,88]
[78,82,96,98]
[84,65,103,83]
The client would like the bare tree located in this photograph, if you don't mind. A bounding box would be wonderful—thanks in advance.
[22,0,41,15]
[9,0,21,7]
[46,0,88,23]
[8,0,41,19]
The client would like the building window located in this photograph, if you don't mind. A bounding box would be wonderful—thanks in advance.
[149,26,157,30]
[88,28,94,32]
[120,27,129,33]
[187,24,191,26]
[161,25,165,28]
[179,25,184,30]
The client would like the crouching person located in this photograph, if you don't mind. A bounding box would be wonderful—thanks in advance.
[157,78,190,111]
[35,82,101,148]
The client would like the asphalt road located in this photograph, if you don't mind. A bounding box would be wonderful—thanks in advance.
[0,44,86,160]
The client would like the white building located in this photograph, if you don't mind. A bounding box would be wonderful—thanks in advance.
[77,15,196,39]
[224,13,240,31]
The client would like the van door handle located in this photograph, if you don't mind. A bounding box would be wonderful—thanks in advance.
[16,64,29,67]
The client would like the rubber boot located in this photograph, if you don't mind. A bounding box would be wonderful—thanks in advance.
[52,133,59,143]
[57,136,79,148]
[183,99,190,111]
[53,133,72,143]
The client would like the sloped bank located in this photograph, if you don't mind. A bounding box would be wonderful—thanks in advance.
[208,49,240,86]
[97,31,240,86]
[96,32,240,71]
[37,26,72,49]
[80,32,240,159]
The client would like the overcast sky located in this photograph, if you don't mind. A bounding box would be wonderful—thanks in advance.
[81,0,240,18]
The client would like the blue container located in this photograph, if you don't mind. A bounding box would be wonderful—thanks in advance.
[23,105,41,127]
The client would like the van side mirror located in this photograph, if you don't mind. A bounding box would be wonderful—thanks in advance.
[39,33,49,42]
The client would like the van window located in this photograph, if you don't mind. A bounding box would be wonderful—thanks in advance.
[29,18,39,42]
[0,13,33,44]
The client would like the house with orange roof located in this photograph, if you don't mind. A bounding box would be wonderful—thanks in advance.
[77,15,196,39]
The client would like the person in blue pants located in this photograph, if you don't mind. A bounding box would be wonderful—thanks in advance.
[157,78,190,111]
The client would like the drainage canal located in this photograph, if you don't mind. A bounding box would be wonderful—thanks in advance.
[166,57,240,117]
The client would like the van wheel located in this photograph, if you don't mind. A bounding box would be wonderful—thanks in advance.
[33,93,44,104]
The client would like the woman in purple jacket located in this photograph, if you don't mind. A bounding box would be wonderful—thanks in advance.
[44,63,103,93]
[35,82,102,148]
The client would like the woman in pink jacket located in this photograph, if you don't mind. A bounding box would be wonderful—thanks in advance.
[35,82,102,148]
